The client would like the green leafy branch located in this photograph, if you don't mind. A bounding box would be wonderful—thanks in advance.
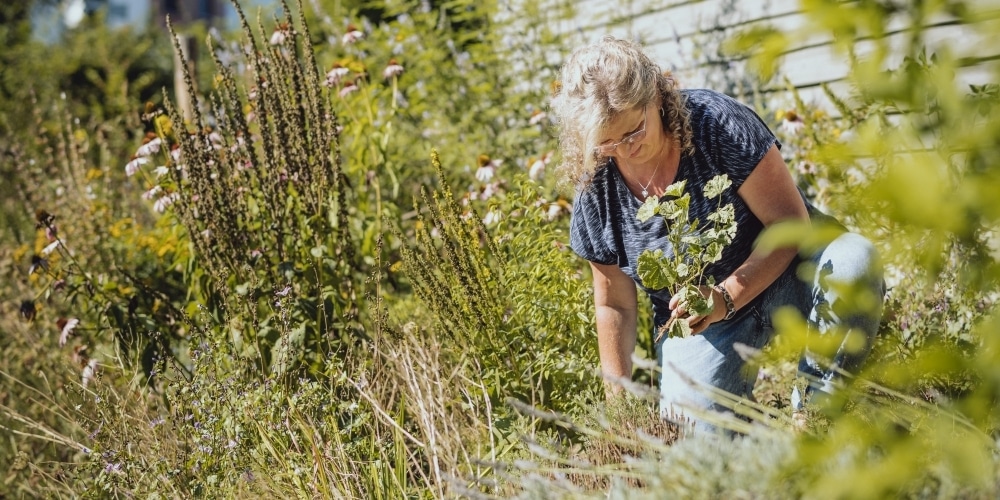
[635,174,736,340]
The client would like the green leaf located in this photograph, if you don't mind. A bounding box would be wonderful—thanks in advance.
[664,180,688,197]
[636,249,675,290]
[703,174,732,198]
[636,196,660,222]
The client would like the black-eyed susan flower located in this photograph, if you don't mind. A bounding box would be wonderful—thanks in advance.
[20,300,36,321]
[29,255,48,275]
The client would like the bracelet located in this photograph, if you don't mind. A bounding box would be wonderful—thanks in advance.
[713,283,736,320]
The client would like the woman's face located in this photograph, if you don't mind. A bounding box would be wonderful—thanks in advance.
[596,100,665,164]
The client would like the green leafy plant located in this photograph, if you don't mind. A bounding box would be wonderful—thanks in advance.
[635,175,736,339]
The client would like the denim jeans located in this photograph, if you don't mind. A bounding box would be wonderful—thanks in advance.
[655,232,885,424]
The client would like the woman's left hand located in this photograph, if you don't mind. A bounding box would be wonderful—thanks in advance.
[668,285,726,335]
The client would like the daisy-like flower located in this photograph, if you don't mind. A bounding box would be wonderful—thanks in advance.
[153,193,180,213]
[135,137,162,157]
[41,240,61,257]
[324,64,350,87]
[528,110,547,125]
[170,144,181,162]
[339,78,359,98]
[481,182,500,200]
[154,165,170,177]
[125,156,149,176]
[779,110,805,136]
[382,59,404,80]
[342,24,364,44]
[528,150,552,181]
[57,317,80,346]
[142,185,163,200]
[82,358,98,388]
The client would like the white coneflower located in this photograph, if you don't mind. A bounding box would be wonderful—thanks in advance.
[153,192,180,213]
[779,110,805,136]
[324,64,350,87]
[342,24,363,44]
[154,165,169,177]
[135,137,162,157]
[528,110,547,125]
[125,156,149,176]
[475,164,495,182]
[270,23,291,45]
[546,203,563,221]
[483,208,502,226]
[382,59,404,80]
[41,240,61,257]
[82,358,98,388]
[142,185,163,200]
[58,317,80,346]
[475,154,502,182]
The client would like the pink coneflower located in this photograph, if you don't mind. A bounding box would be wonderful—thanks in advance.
[170,144,181,162]
[142,185,163,200]
[125,156,149,176]
[45,224,58,242]
[57,317,80,346]
[342,24,364,44]
[325,64,350,87]
[154,165,170,177]
[71,345,88,365]
[382,59,404,80]
[135,137,162,157]
[153,193,180,213]
[339,78,359,98]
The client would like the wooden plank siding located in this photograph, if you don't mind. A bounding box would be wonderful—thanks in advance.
[555,1,1000,116]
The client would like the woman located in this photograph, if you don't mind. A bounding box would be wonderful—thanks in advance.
[551,36,885,424]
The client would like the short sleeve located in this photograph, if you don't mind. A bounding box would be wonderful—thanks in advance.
[692,90,779,189]
[569,184,617,266]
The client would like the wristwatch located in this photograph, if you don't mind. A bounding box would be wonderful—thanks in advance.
[714,283,736,320]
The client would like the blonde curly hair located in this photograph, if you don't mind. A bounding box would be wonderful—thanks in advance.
[551,36,692,186]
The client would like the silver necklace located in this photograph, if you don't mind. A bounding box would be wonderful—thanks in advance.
[627,158,662,200]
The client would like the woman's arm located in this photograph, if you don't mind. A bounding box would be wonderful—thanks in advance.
[671,144,809,333]
[590,260,638,394]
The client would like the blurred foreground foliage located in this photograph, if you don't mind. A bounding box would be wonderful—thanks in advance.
[2,0,1000,497]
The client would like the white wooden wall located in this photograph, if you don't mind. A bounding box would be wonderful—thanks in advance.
[556,0,999,114]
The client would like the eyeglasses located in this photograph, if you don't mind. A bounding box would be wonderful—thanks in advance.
[594,108,647,156]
